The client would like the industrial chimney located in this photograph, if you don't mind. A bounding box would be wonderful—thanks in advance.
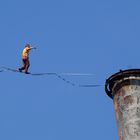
[105,69,140,140]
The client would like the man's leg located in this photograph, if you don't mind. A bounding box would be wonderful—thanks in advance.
[19,59,26,72]
[25,58,30,74]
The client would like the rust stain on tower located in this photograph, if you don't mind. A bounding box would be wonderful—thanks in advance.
[105,69,140,140]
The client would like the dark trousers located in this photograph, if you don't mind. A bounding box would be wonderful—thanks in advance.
[20,57,30,72]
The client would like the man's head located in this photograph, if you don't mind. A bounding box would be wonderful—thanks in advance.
[25,44,30,48]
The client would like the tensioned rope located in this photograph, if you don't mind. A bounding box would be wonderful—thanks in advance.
[0,67,103,87]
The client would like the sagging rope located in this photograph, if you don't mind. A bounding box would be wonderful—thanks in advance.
[0,67,103,88]
[32,73,102,87]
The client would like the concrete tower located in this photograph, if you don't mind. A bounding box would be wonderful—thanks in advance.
[105,69,140,140]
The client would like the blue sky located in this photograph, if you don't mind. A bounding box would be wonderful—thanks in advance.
[0,0,140,139]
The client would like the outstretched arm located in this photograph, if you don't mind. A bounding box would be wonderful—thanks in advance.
[29,47,37,50]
